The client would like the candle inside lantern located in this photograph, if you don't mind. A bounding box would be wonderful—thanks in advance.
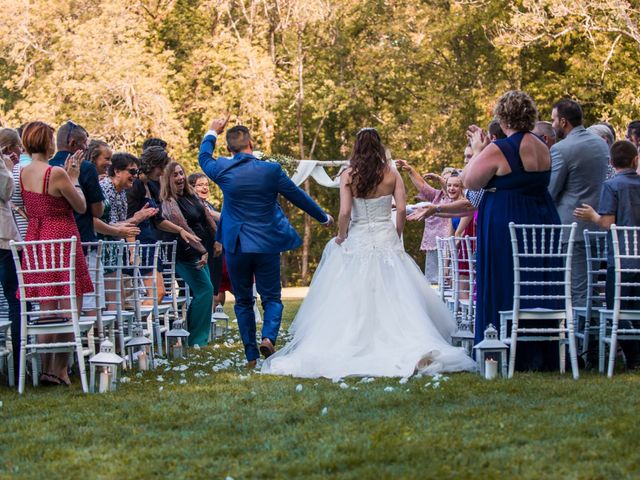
[138,351,148,371]
[172,338,183,360]
[99,367,112,393]
[485,359,498,380]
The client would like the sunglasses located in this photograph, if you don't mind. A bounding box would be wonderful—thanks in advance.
[127,168,140,176]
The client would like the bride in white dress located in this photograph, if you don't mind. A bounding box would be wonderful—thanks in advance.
[262,128,476,379]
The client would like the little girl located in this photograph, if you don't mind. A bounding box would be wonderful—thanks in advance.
[396,161,463,283]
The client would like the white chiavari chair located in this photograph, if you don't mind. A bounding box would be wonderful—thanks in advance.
[598,225,640,377]
[10,237,93,393]
[503,223,579,379]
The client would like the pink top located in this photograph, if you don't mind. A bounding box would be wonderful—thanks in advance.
[417,184,453,251]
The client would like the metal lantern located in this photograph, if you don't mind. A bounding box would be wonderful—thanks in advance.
[451,319,475,355]
[211,304,230,339]
[167,319,190,360]
[125,325,154,371]
[89,340,124,393]
[473,324,508,379]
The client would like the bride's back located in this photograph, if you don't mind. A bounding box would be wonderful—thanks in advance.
[350,166,396,199]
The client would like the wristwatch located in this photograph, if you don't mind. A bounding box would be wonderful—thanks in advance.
[435,205,442,214]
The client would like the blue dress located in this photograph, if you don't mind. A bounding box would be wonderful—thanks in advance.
[475,132,561,371]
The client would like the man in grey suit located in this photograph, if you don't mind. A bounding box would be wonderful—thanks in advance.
[548,99,609,308]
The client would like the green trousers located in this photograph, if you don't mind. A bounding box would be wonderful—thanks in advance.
[175,261,213,346]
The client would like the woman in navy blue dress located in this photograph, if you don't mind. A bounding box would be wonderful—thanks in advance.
[463,90,561,371]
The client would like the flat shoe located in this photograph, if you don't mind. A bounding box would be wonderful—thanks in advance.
[259,338,275,359]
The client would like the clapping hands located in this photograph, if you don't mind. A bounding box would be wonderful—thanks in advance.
[466,124,490,155]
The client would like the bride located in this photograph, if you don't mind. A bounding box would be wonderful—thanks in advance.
[261,128,476,379]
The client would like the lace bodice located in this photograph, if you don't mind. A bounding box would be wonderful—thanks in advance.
[351,194,393,224]
[346,194,402,254]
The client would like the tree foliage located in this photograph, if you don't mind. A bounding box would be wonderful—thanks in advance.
[1,0,639,284]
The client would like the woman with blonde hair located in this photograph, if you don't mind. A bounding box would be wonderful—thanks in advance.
[160,162,215,346]
[462,90,561,371]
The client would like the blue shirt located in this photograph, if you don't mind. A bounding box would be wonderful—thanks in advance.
[597,169,640,265]
[49,151,104,242]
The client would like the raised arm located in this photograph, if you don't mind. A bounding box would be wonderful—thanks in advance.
[198,116,230,180]
[53,152,86,214]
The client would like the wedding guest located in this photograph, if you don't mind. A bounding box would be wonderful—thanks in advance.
[15,124,31,165]
[161,162,215,346]
[587,124,615,147]
[0,128,27,240]
[626,120,640,150]
[532,121,556,149]
[0,150,22,384]
[49,121,105,243]
[49,122,106,313]
[574,140,640,369]
[488,119,506,141]
[549,99,609,308]
[126,146,199,303]
[462,90,561,371]
[95,153,154,305]
[396,160,455,283]
[84,139,112,178]
[188,172,225,307]
[0,128,23,166]
[142,137,167,151]
[587,124,616,178]
[463,145,473,165]
[20,121,93,386]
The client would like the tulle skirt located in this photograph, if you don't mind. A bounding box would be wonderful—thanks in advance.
[261,239,476,379]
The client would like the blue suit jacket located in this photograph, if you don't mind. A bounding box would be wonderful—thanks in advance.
[198,133,329,254]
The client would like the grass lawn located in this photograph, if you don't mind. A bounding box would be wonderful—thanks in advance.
[1,299,639,479]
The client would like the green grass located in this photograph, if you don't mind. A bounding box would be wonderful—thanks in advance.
[1,300,639,479]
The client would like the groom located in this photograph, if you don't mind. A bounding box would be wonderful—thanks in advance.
[198,117,334,367]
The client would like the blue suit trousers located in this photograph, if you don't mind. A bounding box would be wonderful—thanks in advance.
[225,248,283,361]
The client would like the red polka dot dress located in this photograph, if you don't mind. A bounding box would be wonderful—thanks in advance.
[20,167,93,298]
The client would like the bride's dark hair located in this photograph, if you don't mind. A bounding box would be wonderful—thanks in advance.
[349,128,387,198]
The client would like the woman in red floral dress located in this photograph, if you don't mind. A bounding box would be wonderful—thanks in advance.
[20,122,93,386]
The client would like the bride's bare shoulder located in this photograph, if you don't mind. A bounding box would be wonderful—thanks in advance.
[340,166,353,184]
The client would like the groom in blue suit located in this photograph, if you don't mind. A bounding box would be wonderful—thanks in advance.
[199,117,333,367]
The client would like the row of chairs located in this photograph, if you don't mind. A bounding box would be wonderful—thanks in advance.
[0,238,192,393]
[434,224,640,378]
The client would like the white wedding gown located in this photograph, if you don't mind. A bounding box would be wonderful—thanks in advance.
[261,194,476,379]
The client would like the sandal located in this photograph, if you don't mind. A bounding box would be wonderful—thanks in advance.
[40,373,70,387]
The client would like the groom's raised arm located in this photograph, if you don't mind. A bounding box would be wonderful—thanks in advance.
[199,116,230,180]
[276,167,330,224]
[198,130,220,180]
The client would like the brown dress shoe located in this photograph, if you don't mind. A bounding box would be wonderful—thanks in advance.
[259,338,275,358]
[246,360,257,369]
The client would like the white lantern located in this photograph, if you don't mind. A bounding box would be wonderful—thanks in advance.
[125,325,154,371]
[89,340,124,393]
[473,324,508,379]
[167,319,190,360]
[451,319,475,355]
[211,304,230,339]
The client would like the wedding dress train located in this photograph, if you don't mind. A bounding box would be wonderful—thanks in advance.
[261,194,476,379]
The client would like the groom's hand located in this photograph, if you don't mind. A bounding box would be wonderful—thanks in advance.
[209,113,231,134]
[323,214,334,227]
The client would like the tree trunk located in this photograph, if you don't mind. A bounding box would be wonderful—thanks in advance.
[296,25,312,285]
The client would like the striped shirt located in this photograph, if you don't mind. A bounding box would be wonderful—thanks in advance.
[466,188,485,209]
[11,164,28,239]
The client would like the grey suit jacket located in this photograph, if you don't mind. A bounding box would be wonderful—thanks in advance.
[548,126,609,238]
